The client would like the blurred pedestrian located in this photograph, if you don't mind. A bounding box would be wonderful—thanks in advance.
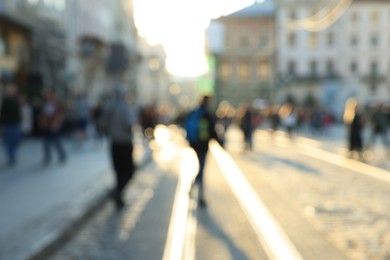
[279,103,297,138]
[239,103,255,151]
[20,95,33,137]
[0,83,22,166]
[38,90,66,165]
[99,83,137,209]
[270,105,280,133]
[185,95,220,208]
[348,105,365,159]
[368,103,388,149]
[91,97,105,145]
[73,93,91,146]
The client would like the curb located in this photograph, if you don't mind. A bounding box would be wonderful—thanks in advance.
[28,148,153,260]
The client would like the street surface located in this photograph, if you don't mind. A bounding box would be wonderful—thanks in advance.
[1,124,389,259]
[0,129,150,260]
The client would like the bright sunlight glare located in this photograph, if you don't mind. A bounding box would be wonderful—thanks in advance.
[133,0,255,77]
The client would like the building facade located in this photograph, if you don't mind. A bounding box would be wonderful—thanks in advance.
[64,0,140,105]
[277,0,390,116]
[207,0,390,116]
[207,0,276,108]
[0,0,67,98]
[136,37,170,108]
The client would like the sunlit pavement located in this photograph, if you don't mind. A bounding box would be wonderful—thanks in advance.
[4,124,389,259]
[227,124,390,259]
[0,130,151,260]
[49,123,390,260]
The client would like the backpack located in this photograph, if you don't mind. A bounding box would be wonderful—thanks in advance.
[184,108,210,143]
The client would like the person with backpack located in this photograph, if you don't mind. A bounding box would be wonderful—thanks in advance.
[185,95,220,208]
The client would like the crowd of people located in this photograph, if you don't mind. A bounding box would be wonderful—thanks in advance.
[211,99,389,159]
[1,80,389,210]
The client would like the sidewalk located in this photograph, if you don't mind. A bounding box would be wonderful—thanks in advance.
[296,123,390,171]
[0,131,151,260]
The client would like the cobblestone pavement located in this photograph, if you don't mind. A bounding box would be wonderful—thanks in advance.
[19,124,389,260]
[49,125,269,260]
[49,125,183,260]
[49,162,168,260]
[0,129,151,260]
[228,127,390,260]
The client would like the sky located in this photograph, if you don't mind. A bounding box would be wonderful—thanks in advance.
[132,0,256,77]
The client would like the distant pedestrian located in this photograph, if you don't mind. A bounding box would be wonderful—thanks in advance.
[0,83,22,166]
[368,103,388,149]
[99,83,137,209]
[38,90,66,165]
[270,105,280,133]
[239,103,255,151]
[72,94,91,147]
[91,98,105,144]
[348,105,365,159]
[185,96,220,208]
[20,96,33,137]
[279,103,297,138]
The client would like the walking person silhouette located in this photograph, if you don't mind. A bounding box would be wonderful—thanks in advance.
[99,83,137,209]
[185,96,220,208]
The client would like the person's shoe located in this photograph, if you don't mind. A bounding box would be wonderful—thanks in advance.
[42,159,50,166]
[7,160,16,168]
[198,198,207,208]
[115,197,125,209]
[59,156,67,164]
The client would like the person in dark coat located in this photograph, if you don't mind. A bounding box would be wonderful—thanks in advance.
[0,84,22,166]
[239,104,255,151]
[348,106,365,158]
[39,90,67,164]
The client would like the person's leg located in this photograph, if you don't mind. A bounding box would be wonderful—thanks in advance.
[111,142,134,208]
[52,131,66,162]
[195,151,207,207]
[42,130,51,164]
[2,126,16,165]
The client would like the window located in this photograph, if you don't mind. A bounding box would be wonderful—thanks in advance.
[371,11,379,24]
[371,34,379,47]
[326,60,334,77]
[350,11,358,22]
[240,29,250,48]
[238,62,250,82]
[310,60,317,76]
[350,34,358,47]
[327,32,334,46]
[288,60,296,76]
[309,33,318,48]
[288,33,296,47]
[259,35,268,48]
[350,61,358,73]
[219,63,231,81]
[371,62,378,75]
[257,62,270,81]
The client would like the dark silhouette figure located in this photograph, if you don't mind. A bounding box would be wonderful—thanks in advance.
[239,104,255,151]
[99,84,137,209]
[38,90,67,164]
[0,83,22,166]
[369,103,388,149]
[186,96,220,208]
[348,106,365,159]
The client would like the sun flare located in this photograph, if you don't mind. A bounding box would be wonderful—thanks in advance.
[133,0,254,77]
